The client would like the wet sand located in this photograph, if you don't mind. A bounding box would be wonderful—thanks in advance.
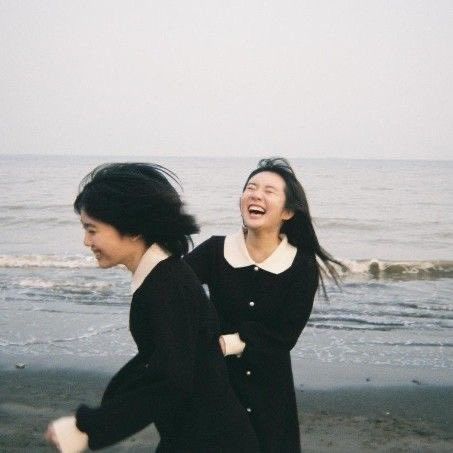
[0,362,451,452]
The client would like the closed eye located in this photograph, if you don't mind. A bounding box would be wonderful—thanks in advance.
[82,225,96,234]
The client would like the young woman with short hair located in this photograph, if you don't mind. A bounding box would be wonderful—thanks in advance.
[45,163,259,452]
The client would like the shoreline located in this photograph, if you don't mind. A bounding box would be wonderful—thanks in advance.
[2,353,452,389]
[0,356,452,452]
[292,356,453,389]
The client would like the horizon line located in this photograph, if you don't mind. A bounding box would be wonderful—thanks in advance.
[0,153,452,163]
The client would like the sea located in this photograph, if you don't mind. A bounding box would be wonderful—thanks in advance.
[1,154,452,376]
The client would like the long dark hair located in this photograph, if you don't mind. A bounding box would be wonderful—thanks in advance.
[244,157,342,294]
[74,163,199,256]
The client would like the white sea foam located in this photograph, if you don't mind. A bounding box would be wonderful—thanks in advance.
[18,277,112,291]
[0,254,95,269]
[337,258,453,278]
[0,325,127,350]
[18,278,55,289]
[2,254,453,279]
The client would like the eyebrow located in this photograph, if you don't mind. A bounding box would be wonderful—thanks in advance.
[81,221,96,229]
[247,182,279,191]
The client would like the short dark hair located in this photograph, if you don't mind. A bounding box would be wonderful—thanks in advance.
[244,157,342,294]
[74,163,199,256]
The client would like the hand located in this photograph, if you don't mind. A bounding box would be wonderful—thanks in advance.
[44,415,88,452]
[44,422,60,451]
[219,335,226,356]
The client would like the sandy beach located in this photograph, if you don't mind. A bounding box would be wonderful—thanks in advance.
[0,357,451,453]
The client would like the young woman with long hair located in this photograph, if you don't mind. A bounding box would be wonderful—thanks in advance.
[185,158,340,452]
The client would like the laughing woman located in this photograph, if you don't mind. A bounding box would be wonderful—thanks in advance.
[44,163,258,452]
[185,158,340,452]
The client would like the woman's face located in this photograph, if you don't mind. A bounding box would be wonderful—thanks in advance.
[240,171,293,233]
[80,210,138,269]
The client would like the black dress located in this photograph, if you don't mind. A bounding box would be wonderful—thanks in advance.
[75,256,259,452]
[185,235,318,453]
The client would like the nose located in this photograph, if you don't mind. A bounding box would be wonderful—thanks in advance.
[250,190,263,201]
[83,231,91,247]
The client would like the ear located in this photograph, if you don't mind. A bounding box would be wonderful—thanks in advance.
[282,209,294,221]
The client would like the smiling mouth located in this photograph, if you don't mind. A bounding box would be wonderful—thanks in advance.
[248,205,266,216]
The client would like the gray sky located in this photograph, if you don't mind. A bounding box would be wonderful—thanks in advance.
[1,0,452,159]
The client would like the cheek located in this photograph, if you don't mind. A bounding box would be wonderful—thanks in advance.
[239,195,247,212]
[271,198,287,216]
[276,194,287,210]
[93,236,109,251]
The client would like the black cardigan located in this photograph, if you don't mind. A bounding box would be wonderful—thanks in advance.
[75,256,259,452]
[185,237,318,453]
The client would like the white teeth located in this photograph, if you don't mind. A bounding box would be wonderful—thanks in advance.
[248,205,265,214]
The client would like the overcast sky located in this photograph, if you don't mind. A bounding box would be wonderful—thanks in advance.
[1,1,452,159]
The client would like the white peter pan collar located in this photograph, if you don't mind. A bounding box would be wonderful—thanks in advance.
[131,243,171,294]
[224,230,297,275]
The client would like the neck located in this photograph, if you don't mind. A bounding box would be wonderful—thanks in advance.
[124,243,148,273]
[244,228,281,263]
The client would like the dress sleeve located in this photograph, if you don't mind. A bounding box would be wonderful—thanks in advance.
[184,237,217,285]
[75,275,198,450]
[238,258,318,354]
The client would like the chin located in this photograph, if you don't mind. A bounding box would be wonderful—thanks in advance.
[96,260,113,269]
[244,222,264,231]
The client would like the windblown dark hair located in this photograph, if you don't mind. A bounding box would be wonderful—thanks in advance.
[74,163,199,256]
[244,157,343,295]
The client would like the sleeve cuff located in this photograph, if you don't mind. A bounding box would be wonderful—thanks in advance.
[222,333,246,356]
[52,415,88,453]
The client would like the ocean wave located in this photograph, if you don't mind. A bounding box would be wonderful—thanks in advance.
[306,323,393,332]
[2,217,75,226]
[358,301,453,313]
[1,254,453,280]
[0,325,126,348]
[338,259,453,279]
[309,315,405,328]
[30,308,125,315]
[199,218,238,227]
[0,254,95,269]
[314,217,380,231]
[18,277,112,292]
[367,341,453,347]
[1,203,70,211]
